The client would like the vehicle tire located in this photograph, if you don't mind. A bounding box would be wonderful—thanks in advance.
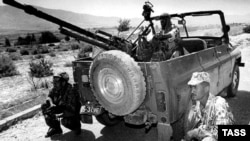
[95,111,121,126]
[89,50,146,116]
[227,64,240,97]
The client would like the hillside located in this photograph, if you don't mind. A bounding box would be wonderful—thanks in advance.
[0,5,249,35]
[0,5,142,33]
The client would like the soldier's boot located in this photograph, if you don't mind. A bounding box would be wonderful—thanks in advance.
[45,127,62,138]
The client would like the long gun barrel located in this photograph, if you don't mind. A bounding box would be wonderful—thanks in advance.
[3,0,133,52]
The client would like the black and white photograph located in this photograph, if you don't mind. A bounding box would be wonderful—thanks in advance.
[0,0,250,141]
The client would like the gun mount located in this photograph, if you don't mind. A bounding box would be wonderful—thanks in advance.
[3,0,164,61]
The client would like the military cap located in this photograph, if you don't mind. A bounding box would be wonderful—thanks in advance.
[54,72,69,82]
[187,72,210,85]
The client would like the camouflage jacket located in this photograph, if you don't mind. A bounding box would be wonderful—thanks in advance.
[48,83,80,117]
[188,94,234,140]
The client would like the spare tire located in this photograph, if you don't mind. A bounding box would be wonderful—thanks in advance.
[89,50,146,116]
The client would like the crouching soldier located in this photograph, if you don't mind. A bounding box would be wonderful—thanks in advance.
[41,72,81,138]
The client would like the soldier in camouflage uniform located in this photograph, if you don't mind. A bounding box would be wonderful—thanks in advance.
[183,72,234,141]
[41,72,81,138]
[151,13,185,61]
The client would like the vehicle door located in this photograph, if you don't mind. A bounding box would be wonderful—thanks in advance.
[197,47,220,95]
[214,45,232,93]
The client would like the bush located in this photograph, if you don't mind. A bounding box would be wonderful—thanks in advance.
[38,46,50,54]
[243,25,250,33]
[6,47,17,53]
[117,19,130,35]
[64,62,72,67]
[71,44,80,50]
[5,38,11,47]
[49,52,56,57]
[39,31,59,44]
[15,34,36,45]
[29,58,53,78]
[62,48,68,52]
[0,54,19,78]
[20,49,29,56]
[35,54,45,59]
[9,53,22,61]
[77,45,93,59]
[31,49,38,55]
[54,45,61,49]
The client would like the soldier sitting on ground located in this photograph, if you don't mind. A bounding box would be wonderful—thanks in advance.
[183,72,234,141]
[41,72,81,138]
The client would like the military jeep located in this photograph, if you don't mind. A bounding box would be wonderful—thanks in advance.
[3,0,244,140]
[73,10,244,141]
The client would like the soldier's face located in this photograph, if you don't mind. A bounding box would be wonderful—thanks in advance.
[190,83,208,101]
[53,77,61,88]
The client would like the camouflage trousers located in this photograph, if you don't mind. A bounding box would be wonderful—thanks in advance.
[41,103,81,131]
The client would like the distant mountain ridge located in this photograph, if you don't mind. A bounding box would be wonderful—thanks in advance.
[0,5,142,32]
[0,5,249,33]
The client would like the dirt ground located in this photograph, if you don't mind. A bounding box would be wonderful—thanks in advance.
[0,34,250,140]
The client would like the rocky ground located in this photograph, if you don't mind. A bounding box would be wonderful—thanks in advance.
[0,33,250,140]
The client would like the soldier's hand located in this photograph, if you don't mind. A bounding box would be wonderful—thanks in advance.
[47,106,63,114]
[51,104,56,107]
[185,129,199,141]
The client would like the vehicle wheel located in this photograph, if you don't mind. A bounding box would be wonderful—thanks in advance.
[89,50,146,116]
[227,64,240,97]
[95,111,121,126]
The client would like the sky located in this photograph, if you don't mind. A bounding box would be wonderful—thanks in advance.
[1,0,250,18]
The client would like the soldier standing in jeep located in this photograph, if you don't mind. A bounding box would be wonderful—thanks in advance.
[184,72,234,141]
[151,13,185,61]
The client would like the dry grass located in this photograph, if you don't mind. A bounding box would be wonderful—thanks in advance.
[0,50,78,110]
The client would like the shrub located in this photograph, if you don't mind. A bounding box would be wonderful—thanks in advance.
[64,62,72,67]
[15,34,36,45]
[48,43,55,47]
[54,45,61,49]
[31,49,38,55]
[62,48,68,51]
[9,53,22,61]
[77,45,93,59]
[117,19,130,35]
[65,36,70,41]
[29,58,53,78]
[71,44,80,50]
[0,54,19,78]
[6,47,17,53]
[35,54,45,59]
[49,52,56,57]
[39,31,59,44]
[39,47,50,54]
[40,79,50,89]
[27,76,51,91]
[20,49,29,56]
[5,38,11,47]
[243,25,250,33]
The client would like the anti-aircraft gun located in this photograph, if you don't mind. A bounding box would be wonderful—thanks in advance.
[3,0,159,61]
[5,1,243,141]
